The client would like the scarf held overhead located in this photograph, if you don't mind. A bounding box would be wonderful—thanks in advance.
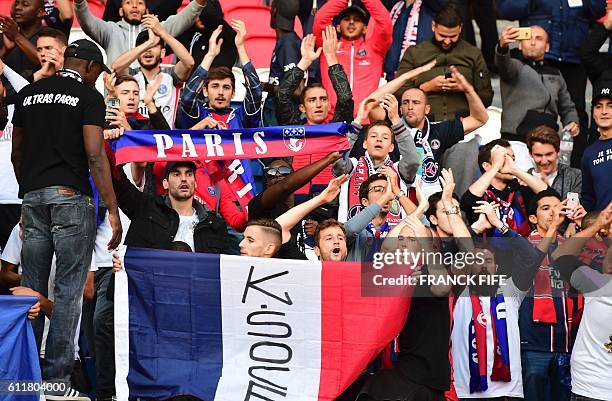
[112,123,350,164]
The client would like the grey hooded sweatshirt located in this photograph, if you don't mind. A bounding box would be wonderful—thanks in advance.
[75,0,204,68]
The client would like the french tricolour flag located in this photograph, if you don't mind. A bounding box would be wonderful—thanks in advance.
[114,248,411,401]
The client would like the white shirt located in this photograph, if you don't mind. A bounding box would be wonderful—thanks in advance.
[0,64,29,205]
[95,164,138,268]
[175,209,199,252]
[452,280,525,399]
[0,105,20,204]
[133,69,180,128]
[570,269,612,401]
[531,169,558,187]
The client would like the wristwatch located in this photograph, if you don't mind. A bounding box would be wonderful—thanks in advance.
[499,223,510,235]
[443,206,460,215]
[394,190,405,201]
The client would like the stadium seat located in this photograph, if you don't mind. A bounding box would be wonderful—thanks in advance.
[222,5,276,69]
[0,0,103,28]
[224,5,275,37]
[178,0,266,13]
[0,2,10,17]
[243,35,276,69]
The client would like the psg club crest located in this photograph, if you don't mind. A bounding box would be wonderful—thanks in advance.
[421,156,439,184]
[157,83,169,95]
[283,127,306,152]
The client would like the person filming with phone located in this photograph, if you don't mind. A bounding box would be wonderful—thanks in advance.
[495,25,579,170]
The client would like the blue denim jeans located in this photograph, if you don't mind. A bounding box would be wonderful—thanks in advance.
[521,350,571,401]
[20,186,96,384]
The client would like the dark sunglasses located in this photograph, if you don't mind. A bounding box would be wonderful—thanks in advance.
[265,166,292,177]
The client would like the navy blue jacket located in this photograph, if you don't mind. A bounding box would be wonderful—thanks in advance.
[496,0,605,65]
[581,138,612,211]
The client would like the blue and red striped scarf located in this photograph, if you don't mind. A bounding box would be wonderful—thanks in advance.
[484,189,531,237]
[527,230,578,338]
[468,293,511,393]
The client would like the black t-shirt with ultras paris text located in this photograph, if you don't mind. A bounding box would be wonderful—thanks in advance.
[12,74,105,198]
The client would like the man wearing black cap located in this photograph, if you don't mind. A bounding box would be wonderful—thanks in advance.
[313,0,392,116]
[111,159,230,253]
[11,39,121,400]
[582,81,612,211]
[111,25,195,127]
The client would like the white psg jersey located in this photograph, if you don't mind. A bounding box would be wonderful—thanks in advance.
[133,68,181,128]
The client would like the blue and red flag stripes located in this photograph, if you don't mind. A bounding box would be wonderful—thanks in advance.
[114,248,411,401]
[112,123,351,165]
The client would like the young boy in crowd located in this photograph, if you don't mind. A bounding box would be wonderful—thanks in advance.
[333,117,420,224]
[343,169,420,262]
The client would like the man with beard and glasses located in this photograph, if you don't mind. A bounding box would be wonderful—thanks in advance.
[74,0,206,67]
[111,25,195,127]
[450,201,545,400]
[395,2,493,122]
